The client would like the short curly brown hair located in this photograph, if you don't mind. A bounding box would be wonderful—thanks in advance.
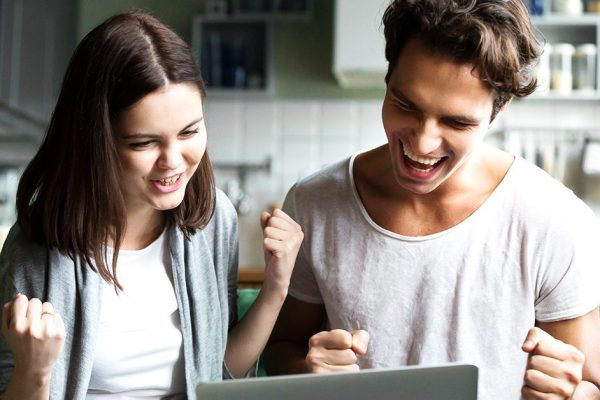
[382,0,543,120]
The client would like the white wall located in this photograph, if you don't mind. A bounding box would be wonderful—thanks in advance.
[205,98,600,268]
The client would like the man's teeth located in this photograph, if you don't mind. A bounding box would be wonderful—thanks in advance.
[403,147,442,165]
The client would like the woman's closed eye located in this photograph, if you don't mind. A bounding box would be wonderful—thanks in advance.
[179,127,199,137]
[128,140,155,149]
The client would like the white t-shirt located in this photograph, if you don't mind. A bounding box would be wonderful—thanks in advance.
[87,230,186,399]
[284,154,600,400]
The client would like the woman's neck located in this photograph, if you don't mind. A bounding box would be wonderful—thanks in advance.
[120,208,166,250]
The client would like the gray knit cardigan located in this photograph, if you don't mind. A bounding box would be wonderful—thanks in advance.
[0,190,240,399]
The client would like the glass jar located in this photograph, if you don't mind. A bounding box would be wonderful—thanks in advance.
[573,44,597,92]
[550,43,575,94]
[528,0,545,15]
[586,0,600,12]
[535,43,552,94]
[553,0,583,14]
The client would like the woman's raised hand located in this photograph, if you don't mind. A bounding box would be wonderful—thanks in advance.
[260,209,303,295]
[2,293,66,381]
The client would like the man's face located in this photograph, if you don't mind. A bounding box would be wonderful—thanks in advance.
[382,37,495,196]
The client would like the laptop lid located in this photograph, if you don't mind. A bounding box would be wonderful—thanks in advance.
[196,363,478,400]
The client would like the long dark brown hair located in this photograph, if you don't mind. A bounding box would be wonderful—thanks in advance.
[382,0,543,120]
[16,12,215,288]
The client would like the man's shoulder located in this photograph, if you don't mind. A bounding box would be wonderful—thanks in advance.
[293,157,351,198]
[507,158,596,224]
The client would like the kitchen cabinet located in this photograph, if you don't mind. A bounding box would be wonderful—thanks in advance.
[0,0,77,128]
[332,0,388,88]
[192,0,312,95]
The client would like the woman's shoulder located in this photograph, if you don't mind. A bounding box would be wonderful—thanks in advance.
[0,224,47,268]
[210,188,237,232]
[0,223,50,299]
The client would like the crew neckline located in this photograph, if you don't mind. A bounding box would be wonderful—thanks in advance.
[347,151,518,241]
[106,228,167,256]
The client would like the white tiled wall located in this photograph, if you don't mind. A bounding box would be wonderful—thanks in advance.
[205,99,386,267]
[205,98,600,268]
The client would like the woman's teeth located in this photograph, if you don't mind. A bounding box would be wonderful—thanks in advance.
[158,175,179,185]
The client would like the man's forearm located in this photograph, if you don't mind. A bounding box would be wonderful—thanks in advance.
[264,341,311,375]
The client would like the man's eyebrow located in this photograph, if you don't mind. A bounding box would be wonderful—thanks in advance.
[121,117,203,139]
[390,87,481,125]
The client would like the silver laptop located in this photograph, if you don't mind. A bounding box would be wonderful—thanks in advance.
[196,363,478,400]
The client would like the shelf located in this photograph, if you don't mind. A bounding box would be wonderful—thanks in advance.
[238,267,264,288]
[528,90,600,100]
[529,11,600,100]
[532,13,600,26]
[193,1,312,95]
[205,88,273,99]
[192,17,271,91]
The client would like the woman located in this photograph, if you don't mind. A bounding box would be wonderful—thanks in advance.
[0,12,303,399]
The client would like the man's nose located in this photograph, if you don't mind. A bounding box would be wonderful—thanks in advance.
[409,118,442,155]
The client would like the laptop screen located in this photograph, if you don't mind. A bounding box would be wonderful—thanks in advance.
[196,363,478,400]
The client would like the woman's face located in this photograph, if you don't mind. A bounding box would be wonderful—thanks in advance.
[114,82,207,218]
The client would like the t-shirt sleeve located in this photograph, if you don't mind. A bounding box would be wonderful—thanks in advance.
[282,184,324,304]
[534,198,600,322]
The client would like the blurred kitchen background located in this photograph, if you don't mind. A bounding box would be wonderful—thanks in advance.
[1,0,600,271]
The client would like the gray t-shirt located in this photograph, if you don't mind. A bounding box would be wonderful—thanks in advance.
[284,154,600,400]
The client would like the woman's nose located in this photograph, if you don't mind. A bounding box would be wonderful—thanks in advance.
[157,143,183,170]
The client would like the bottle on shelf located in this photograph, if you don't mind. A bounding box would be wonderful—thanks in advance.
[550,43,575,94]
[573,43,597,92]
[535,43,552,94]
[586,0,600,12]
[528,0,545,15]
[552,0,584,15]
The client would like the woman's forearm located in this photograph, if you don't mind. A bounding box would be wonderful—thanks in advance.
[224,282,287,378]
[2,367,50,400]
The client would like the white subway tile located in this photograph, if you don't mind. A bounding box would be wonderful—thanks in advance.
[358,101,387,151]
[319,136,354,168]
[205,101,243,163]
[280,101,319,137]
[242,101,278,163]
[319,101,359,138]
[280,136,319,177]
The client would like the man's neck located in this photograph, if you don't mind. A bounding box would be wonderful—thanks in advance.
[352,144,512,236]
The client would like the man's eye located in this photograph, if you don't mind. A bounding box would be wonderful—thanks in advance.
[395,101,413,111]
[448,121,472,130]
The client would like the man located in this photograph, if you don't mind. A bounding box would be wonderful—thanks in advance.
[264,1,600,399]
